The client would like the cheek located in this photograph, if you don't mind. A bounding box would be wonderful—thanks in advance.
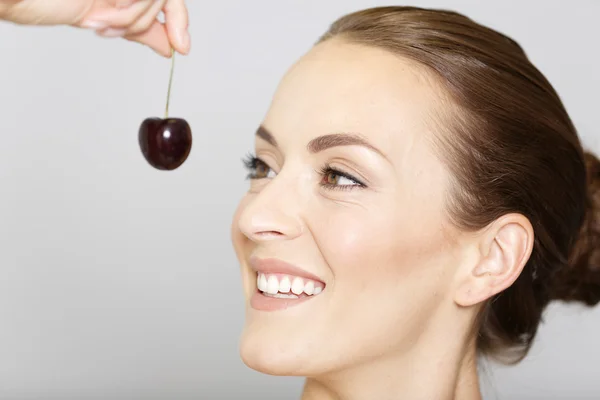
[314,200,451,293]
[307,199,455,362]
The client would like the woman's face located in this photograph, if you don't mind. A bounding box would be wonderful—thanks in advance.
[231,38,467,376]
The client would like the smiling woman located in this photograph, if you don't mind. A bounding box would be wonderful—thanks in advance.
[230,5,600,400]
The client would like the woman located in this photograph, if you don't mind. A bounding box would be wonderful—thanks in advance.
[230,6,600,400]
[4,3,599,399]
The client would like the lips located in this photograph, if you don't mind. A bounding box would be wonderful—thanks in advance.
[248,256,326,311]
[249,256,325,283]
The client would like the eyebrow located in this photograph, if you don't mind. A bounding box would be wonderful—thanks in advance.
[255,125,387,159]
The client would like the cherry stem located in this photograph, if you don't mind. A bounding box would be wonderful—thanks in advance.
[165,48,175,119]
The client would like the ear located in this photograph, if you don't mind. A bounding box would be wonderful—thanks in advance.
[454,213,534,307]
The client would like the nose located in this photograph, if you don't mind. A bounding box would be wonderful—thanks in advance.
[237,172,304,242]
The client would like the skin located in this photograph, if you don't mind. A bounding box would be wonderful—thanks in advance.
[231,37,534,400]
[0,0,189,56]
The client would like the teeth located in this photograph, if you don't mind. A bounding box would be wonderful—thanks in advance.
[304,280,314,295]
[279,276,291,293]
[258,274,267,292]
[256,273,324,297]
[266,275,279,295]
[291,277,304,295]
[264,292,298,299]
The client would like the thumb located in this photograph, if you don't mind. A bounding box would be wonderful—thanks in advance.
[124,20,172,57]
[163,0,190,55]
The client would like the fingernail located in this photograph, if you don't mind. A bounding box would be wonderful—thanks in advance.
[183,31,191,52]
[175,28,189,50]
[96,28,127,38]
[80,19,108,29]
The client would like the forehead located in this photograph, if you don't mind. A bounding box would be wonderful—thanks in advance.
[262,38,446,155]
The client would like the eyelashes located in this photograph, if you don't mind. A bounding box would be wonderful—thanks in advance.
[242,153,366,191]
[317,164,366,191]
[242,152,261,178]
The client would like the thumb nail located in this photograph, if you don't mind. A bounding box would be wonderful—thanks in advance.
[178,29,191,53]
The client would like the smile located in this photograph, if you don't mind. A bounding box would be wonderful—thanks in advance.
[249,257,327,311]
[257,273,325,298]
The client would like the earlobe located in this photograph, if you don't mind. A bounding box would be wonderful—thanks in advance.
[454,214,534,307]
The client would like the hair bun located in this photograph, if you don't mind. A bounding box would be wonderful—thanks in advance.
[553,151,600,305]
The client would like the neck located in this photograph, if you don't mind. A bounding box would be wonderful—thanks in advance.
[300,321,482,400]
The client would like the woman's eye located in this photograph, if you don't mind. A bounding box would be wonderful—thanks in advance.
[255,162,276,179]
[243,154,365,190]
[324,171,358,186]
[320,167,365,190]
[243,154,276,180]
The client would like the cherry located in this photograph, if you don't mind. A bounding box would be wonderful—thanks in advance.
[139,117,192,170]
[139,49,192,170]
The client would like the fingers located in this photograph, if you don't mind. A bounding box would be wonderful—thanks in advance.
[124,20,172,57]
[80,0,190,57]
[111,0,137,8]
[121,0,165,35]
[163,0,190,54]
[88,0,156,28]
[83,0,165,33]
[124,0,191,56]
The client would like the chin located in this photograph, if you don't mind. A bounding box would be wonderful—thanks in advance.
[238,321,318,377]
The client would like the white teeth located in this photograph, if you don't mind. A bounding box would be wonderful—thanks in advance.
[279,276,291,293]
[304,280,314,295]
[258,274,268,292]
[264,292,297,299]
[256,272,325,297]
[266,275,279,295]
[291,277,305,295]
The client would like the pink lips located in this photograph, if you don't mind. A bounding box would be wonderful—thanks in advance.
[249,256,325,284]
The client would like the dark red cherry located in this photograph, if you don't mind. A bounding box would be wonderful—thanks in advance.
[138,117,192,170]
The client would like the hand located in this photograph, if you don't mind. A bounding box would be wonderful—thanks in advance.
[0,0,190,57]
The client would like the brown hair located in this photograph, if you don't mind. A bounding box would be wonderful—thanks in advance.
[318,6,600,363]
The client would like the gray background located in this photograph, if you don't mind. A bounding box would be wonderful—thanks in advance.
[0,0,598,399]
